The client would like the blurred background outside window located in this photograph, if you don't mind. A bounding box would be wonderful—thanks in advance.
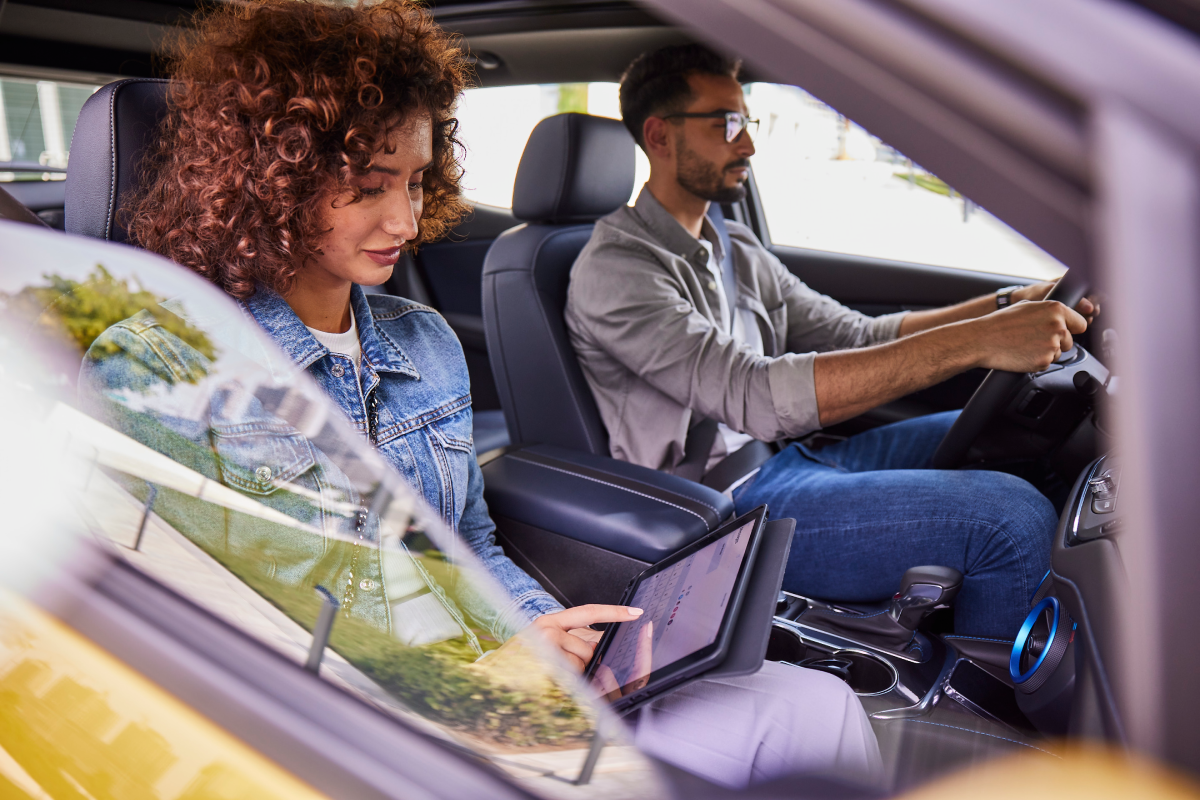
[0,76,100,182]
[456,82,1065,281]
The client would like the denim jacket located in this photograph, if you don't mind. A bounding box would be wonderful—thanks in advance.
[80,284,562,646]
[242,285,563,637]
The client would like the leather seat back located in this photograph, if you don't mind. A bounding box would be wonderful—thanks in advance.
[482,113,636,453]
[65,78,169,242]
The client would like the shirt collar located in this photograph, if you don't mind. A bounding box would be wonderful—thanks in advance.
[633,185,725,265]
[241,284,420,379]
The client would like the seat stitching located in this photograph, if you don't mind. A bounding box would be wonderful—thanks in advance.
[896,720,1060,758]
[105,81,123,240]
[515,458,708,526]
[512,449,722,525]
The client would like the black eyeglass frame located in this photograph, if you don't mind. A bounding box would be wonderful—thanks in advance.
[661,111,760,142]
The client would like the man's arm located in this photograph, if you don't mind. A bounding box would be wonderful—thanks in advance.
[898,280,1099,337]
[815,299,1088,426]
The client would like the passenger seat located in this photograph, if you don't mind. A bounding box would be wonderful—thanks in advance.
[481,112,635,456]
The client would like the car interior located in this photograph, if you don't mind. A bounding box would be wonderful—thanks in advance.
[0,0,1137,793]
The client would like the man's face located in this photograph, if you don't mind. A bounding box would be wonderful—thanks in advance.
[672,74,756,203]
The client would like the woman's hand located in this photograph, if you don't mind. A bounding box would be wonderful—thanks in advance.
[592,620,654,702]
[514,604,644,673]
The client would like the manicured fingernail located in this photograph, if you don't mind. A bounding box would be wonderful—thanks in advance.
[644,625,653,638]
[628,608,643,616]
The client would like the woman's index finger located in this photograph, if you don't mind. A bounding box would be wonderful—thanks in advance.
[545,604,644,630]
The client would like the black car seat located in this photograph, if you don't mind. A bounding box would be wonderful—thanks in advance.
[481,112,772,488]
[65,78,169,242]
[480,112,633,457]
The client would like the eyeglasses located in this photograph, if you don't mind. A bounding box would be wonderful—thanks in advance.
[662,111,760,142]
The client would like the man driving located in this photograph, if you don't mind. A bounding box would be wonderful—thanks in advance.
[566,44,1095,639]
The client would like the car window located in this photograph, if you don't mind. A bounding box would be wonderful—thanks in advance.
[744,83,1066,281]
[0,222,665,796]
[0,76,101,181]
[456,82,650,208]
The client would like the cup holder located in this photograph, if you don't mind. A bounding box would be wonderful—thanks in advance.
[766,623,810,663]
[767,623,898,696]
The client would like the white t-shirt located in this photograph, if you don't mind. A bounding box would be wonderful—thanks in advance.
[307,310,363,372]
[698,237,760,464]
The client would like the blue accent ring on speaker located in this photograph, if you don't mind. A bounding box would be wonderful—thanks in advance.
[1010,596,1060,684]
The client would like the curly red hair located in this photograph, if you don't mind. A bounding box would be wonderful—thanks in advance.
[124,0,468,299]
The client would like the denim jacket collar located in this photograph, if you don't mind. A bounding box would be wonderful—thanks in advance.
[241,284,420,379]
[632,185,725,266]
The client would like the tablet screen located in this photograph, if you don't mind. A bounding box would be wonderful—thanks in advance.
[592,517,756,694]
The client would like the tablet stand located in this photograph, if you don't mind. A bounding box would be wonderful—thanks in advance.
[575,518,795,784]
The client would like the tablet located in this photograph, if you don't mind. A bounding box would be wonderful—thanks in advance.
[585,505,767,712]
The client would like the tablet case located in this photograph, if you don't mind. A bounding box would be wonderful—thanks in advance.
[618,517,795,714]
[706,517,794,678]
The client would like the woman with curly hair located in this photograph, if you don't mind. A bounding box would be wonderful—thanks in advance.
[96,0,880,788]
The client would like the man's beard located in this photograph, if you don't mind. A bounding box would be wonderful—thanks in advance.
[676,141,748,204]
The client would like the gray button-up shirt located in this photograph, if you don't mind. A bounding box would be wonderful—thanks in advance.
[565,186,907,474]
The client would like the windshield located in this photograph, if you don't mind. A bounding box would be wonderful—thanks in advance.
[0,221,662,796]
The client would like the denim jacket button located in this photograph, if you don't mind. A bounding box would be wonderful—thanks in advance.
[254,465,272,483]
[330,363,345,378]
[359,579,376,591]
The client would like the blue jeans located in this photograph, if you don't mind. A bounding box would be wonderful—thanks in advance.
[734,411,1057,639]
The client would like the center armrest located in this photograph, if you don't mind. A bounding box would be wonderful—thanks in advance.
[481,444,733,563]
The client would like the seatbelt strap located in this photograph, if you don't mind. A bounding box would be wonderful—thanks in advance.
[676,417,719,483]
[701,439,776,494]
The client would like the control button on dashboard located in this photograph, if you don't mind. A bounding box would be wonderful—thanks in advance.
[1092,497,1116,514]
[1088,474,1116,498]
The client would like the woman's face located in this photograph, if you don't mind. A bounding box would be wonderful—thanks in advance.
[309,112,433,287]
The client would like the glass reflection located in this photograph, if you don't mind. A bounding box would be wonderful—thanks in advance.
[1,223,653,791]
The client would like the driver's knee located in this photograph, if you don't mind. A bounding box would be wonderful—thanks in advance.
[952,471,1056,629]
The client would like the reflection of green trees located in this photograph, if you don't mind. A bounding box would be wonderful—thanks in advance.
[102,409,592,749]
[1,265,214,360]
[148,481,594,748]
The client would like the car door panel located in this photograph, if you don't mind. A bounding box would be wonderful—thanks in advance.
[772,244,1032,314]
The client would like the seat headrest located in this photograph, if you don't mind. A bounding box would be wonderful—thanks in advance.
[65,78,169,242]
[512,113,636,224]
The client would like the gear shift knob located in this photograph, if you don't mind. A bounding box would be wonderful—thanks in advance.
[890,566,964,630]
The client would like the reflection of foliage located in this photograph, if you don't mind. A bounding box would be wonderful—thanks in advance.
[893,170,951,197]
[1,265,214,360]
[100,408,593,749]
[215,527,594,749]
[557,83,589,114]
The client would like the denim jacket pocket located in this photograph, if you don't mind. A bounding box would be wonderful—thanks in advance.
[212,422,317,496]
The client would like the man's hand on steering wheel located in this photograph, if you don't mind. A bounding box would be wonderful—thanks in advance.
[1015,279,1100,325]
[972,299,1089,373]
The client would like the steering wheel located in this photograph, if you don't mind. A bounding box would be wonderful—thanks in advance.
[930,272,1090,469]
